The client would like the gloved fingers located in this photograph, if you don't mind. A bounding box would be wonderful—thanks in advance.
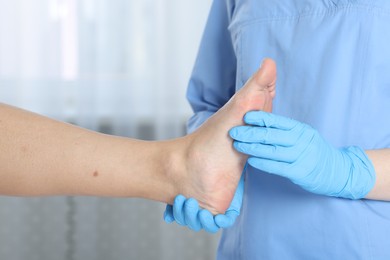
[229,126,298,146]
[163,204,174,223]
[244,111,298,130]
[234,141,298,163]
[199,209,219,233]
[248,157,291,178]
[173,195,186,226]
[214,172,244,229]
[183,198,202,231]
[215,210,239,228]
[167,170,246,232]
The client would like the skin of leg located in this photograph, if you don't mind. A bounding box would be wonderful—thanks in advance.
[0,59,276,216]
[170,59,277,214]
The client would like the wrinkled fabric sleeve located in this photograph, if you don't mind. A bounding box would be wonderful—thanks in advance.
[186,0,237,133]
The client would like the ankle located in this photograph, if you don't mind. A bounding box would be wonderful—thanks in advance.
[161,137,190,204]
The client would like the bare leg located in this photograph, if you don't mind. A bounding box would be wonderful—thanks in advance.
[0,59,275,215]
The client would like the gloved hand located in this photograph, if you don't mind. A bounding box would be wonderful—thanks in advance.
[163,171,245,233]
[230,111,376,199]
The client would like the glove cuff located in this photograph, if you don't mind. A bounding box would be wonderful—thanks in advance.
[338,146,376,199]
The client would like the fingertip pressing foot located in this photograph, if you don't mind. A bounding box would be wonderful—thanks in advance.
[173,195,186,226]
[199,209,219,233]
[184,198,202,231]
[163,204,175,223]
[215,210,239,228]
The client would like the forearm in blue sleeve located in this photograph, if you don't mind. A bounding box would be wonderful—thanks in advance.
[186,0,237,133]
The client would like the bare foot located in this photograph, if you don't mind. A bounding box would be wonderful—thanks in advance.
[174,59,276,214]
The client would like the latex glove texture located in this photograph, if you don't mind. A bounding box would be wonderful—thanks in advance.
[230,111,376,199]
[163,171,245,233]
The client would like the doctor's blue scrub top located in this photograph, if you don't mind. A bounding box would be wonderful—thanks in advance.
[186,0,390,259]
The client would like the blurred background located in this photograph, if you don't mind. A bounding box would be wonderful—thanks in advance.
[0,0,220,259]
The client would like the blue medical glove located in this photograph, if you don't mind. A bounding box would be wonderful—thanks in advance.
[163,171,245,233]
[230,111,376,199]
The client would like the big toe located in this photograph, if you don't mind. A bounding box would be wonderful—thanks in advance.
[253,58,277,93]
[233,58,276,112]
